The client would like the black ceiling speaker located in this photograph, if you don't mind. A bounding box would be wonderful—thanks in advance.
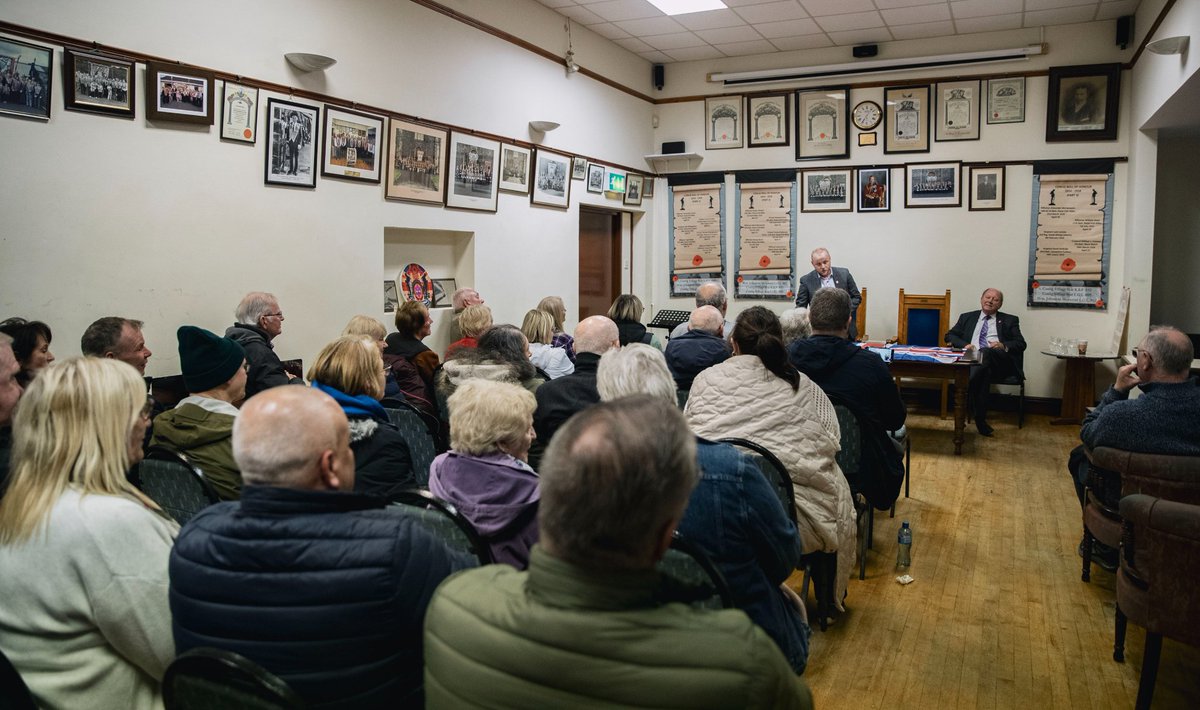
[853,44,878,59]
[1116,15,1134,49]
[653,64,664,90]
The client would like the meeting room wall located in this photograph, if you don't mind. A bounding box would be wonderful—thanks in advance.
[0,0,657,375]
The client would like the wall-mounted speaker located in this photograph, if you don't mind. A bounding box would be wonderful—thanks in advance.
[653,64,664,90]
[661,141,685,154]
[1116,15,1134,49]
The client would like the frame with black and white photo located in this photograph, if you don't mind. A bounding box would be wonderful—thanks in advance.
[883,84,930,154]
[499,144,531,194]
[586,162,605,194]
[321,105,383,183]
[431,278,456,309]
[987,77,1025,124]
[643,177,655,199]
[571,156,587,180]
[705,95,743,150]
[624,174,644,206]
[386,119,447,204]
[1046,63,1121,142]
[905,161,961,208]
[0,37,53,121]
[264,97,319,188]
[63,49,135,118]
[856,167,890,213]
[800,168,852,212]
[795,87,848,160]
[446,131,500,212]
[384,280,399,313]
[531,148,572,209]
[934,79,980,142]
[145,61,213,125]
[968,165,1005,211]
[220,82,258,142]
[747,92,789,147]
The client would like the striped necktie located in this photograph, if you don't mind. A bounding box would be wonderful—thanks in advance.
[978,315,990,348]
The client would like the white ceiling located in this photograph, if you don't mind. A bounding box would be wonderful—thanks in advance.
[536,0,1141,64]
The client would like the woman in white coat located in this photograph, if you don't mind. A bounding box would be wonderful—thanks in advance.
[685,306,856,613]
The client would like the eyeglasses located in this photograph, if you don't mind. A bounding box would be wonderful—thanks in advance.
[1132,348,1140,358]
[263,312,284,320]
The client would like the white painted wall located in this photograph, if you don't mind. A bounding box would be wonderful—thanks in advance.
[1150,130,1200,333]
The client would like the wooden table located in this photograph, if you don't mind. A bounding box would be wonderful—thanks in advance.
[1042,351,1118,425]
[888,358,972,455]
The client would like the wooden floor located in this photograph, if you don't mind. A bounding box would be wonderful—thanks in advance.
[788,412,1200,709]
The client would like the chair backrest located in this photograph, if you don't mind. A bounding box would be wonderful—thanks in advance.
[856,286,868,341]
[163,646,303,710]
[150,374,189,410]
[832,404,863,494]
[657,532,734,610]
[896,288,951,346]
[717,438,797,525]
[1091,446,1200,507]
[0,646,37,710]
[1118,494,1200,647]
[390,489,492,565]
[385,403,438,487]
[280,358,304,380]
[130,447,220,525]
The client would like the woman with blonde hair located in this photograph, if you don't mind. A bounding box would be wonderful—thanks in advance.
[429,378,540,568]
[343,314,409,404]
[521,309,574,379]
[308,336,417,495]
[446,304,492,360]
[537,296,576,363]
[0,357,177,709]
[607,294,661,349]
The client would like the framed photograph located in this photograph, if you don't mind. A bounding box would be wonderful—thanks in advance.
[968,165,1005,211]
[384,280,398,313]
[856,168,890,213]
[624,174,644,206]
[586,163,605,194]
[884,85,930,154]
[1046,63,1121,141]
[431,278,456,309]
[987,77,1025,124]
[800,169,852,212]
[747,92,789,147]
[144,61,213,125]
[934,80,980,142]
[795,87,848,160]
[447,131,500,212]
[0,37,52,121]
[905,161,962,208]
[63,49,134,118]
[220,82,258,142]
[572,156,587,180]
[498,144,531,194]
[386,119,447,204]
[531,148,572,209]
[320,105,383,183]
[264,97,319,188]
[643,178,655,198]
[705,95,743,149]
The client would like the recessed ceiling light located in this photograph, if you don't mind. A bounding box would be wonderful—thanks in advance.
[647,0,728,16]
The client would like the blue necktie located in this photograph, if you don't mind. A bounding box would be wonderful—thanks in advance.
[978,316,990,349]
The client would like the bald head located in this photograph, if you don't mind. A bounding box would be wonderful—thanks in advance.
[694,282,727,315]
[574,315,620,356]
[233,386,354,490]
[1140,326,1194,380]
[452,288,483,313]
[689,306,724,336]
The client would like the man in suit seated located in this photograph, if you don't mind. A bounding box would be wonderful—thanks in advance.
[945,287,1026,437]
[794,247,861,341]
[423,395,813,709]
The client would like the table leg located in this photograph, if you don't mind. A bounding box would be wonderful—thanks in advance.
[1052,357,1096,425]
[952,369,967,455]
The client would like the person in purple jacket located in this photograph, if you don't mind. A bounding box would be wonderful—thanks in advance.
[428,378,540,568]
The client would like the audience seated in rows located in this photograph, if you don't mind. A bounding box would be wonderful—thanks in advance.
[309,335,416,499]
[225,292,303,398]
[537,295,576,363]
[609,293,661,348]
[670,281,734,340]
[170,386,472,708]
[780,307,811,346]
[423,395,813,709]
[429,379,540,568]
[81,316,154,376]
[437,325,543,407]
[0,333,22,487]
[0,357,177,710]
[0,317,54,388]
[445,304,491,361]
[597,344,811,674]
[686,306,855,612]
[665,304,731,391]
[150,326,248,501]
[521,309,574,379]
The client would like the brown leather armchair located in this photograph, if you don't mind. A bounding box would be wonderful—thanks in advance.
[1113,494,1200,710]
[1081,446,1200,582]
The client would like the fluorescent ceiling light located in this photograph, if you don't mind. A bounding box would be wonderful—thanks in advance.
[648,0,727,16]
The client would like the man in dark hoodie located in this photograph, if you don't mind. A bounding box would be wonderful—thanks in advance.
[225,291,304,398]
[150,326,247,500]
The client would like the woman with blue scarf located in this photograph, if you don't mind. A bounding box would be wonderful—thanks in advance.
[308,336,416,498]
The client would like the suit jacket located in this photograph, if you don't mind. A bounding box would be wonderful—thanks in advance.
[945,310,1027,373]
[794,267,861,340]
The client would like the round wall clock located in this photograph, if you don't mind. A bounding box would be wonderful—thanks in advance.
[852,100,882,131]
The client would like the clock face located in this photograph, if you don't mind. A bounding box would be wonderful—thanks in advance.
[853,101,882,130]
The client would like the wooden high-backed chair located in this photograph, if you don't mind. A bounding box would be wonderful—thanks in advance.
[856,287,868,342]
[895,289,953,416]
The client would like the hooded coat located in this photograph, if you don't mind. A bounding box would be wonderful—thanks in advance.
[428,451,539,568]
[149,398,240,500]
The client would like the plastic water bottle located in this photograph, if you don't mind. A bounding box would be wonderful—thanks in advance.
[897,521,912,568]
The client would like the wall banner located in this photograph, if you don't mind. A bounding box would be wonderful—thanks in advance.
[733,171,796,300]
[668,172,726,297]
[1027,159,1114,309]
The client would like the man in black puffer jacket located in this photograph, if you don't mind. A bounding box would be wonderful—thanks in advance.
[169,386,473,708]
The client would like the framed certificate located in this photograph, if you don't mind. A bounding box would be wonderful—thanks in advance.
[883,85,930,154]
[935,80,980,142]
[746,92,789,147]
[795,86,849,160]
[705,95,743,149]
[987,77,1025,124]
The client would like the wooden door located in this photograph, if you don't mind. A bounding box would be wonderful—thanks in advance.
[578,209,621,320]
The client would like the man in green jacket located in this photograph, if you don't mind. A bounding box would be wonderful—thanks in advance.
[150,326,247,500]
[424,395,814,709]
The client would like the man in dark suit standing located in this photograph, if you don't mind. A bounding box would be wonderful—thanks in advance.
[794,247,861,341]
[945,287,1026,437]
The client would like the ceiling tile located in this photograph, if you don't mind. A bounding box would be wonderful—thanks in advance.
[954,12,1023,33]
[827,27,894,45]
[882,4,952,25]
[558,5,606,24]
[875,0,945,8]
[540,0,578,8]
[696,25,766,43]
[673,9,748,31]
[613,15,687,35]
[889,20,956,40]
[584,0,663,23]
[1025,6,1101,26]
[723,0,788,6]
[717,39,781,56]
[768,33,834,50]
[642,31,708,50]
[1097,1,1139,20]
[587,22,633,40]
[664,45,728,61]
[951,0,1023,20]
[753,17,822,38]
[639,50,674,64]
[1025,0,1094,11]
[816,10,884,33]
[733,1,810,24]
[799,0,877,15]
[613,36,656,53]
